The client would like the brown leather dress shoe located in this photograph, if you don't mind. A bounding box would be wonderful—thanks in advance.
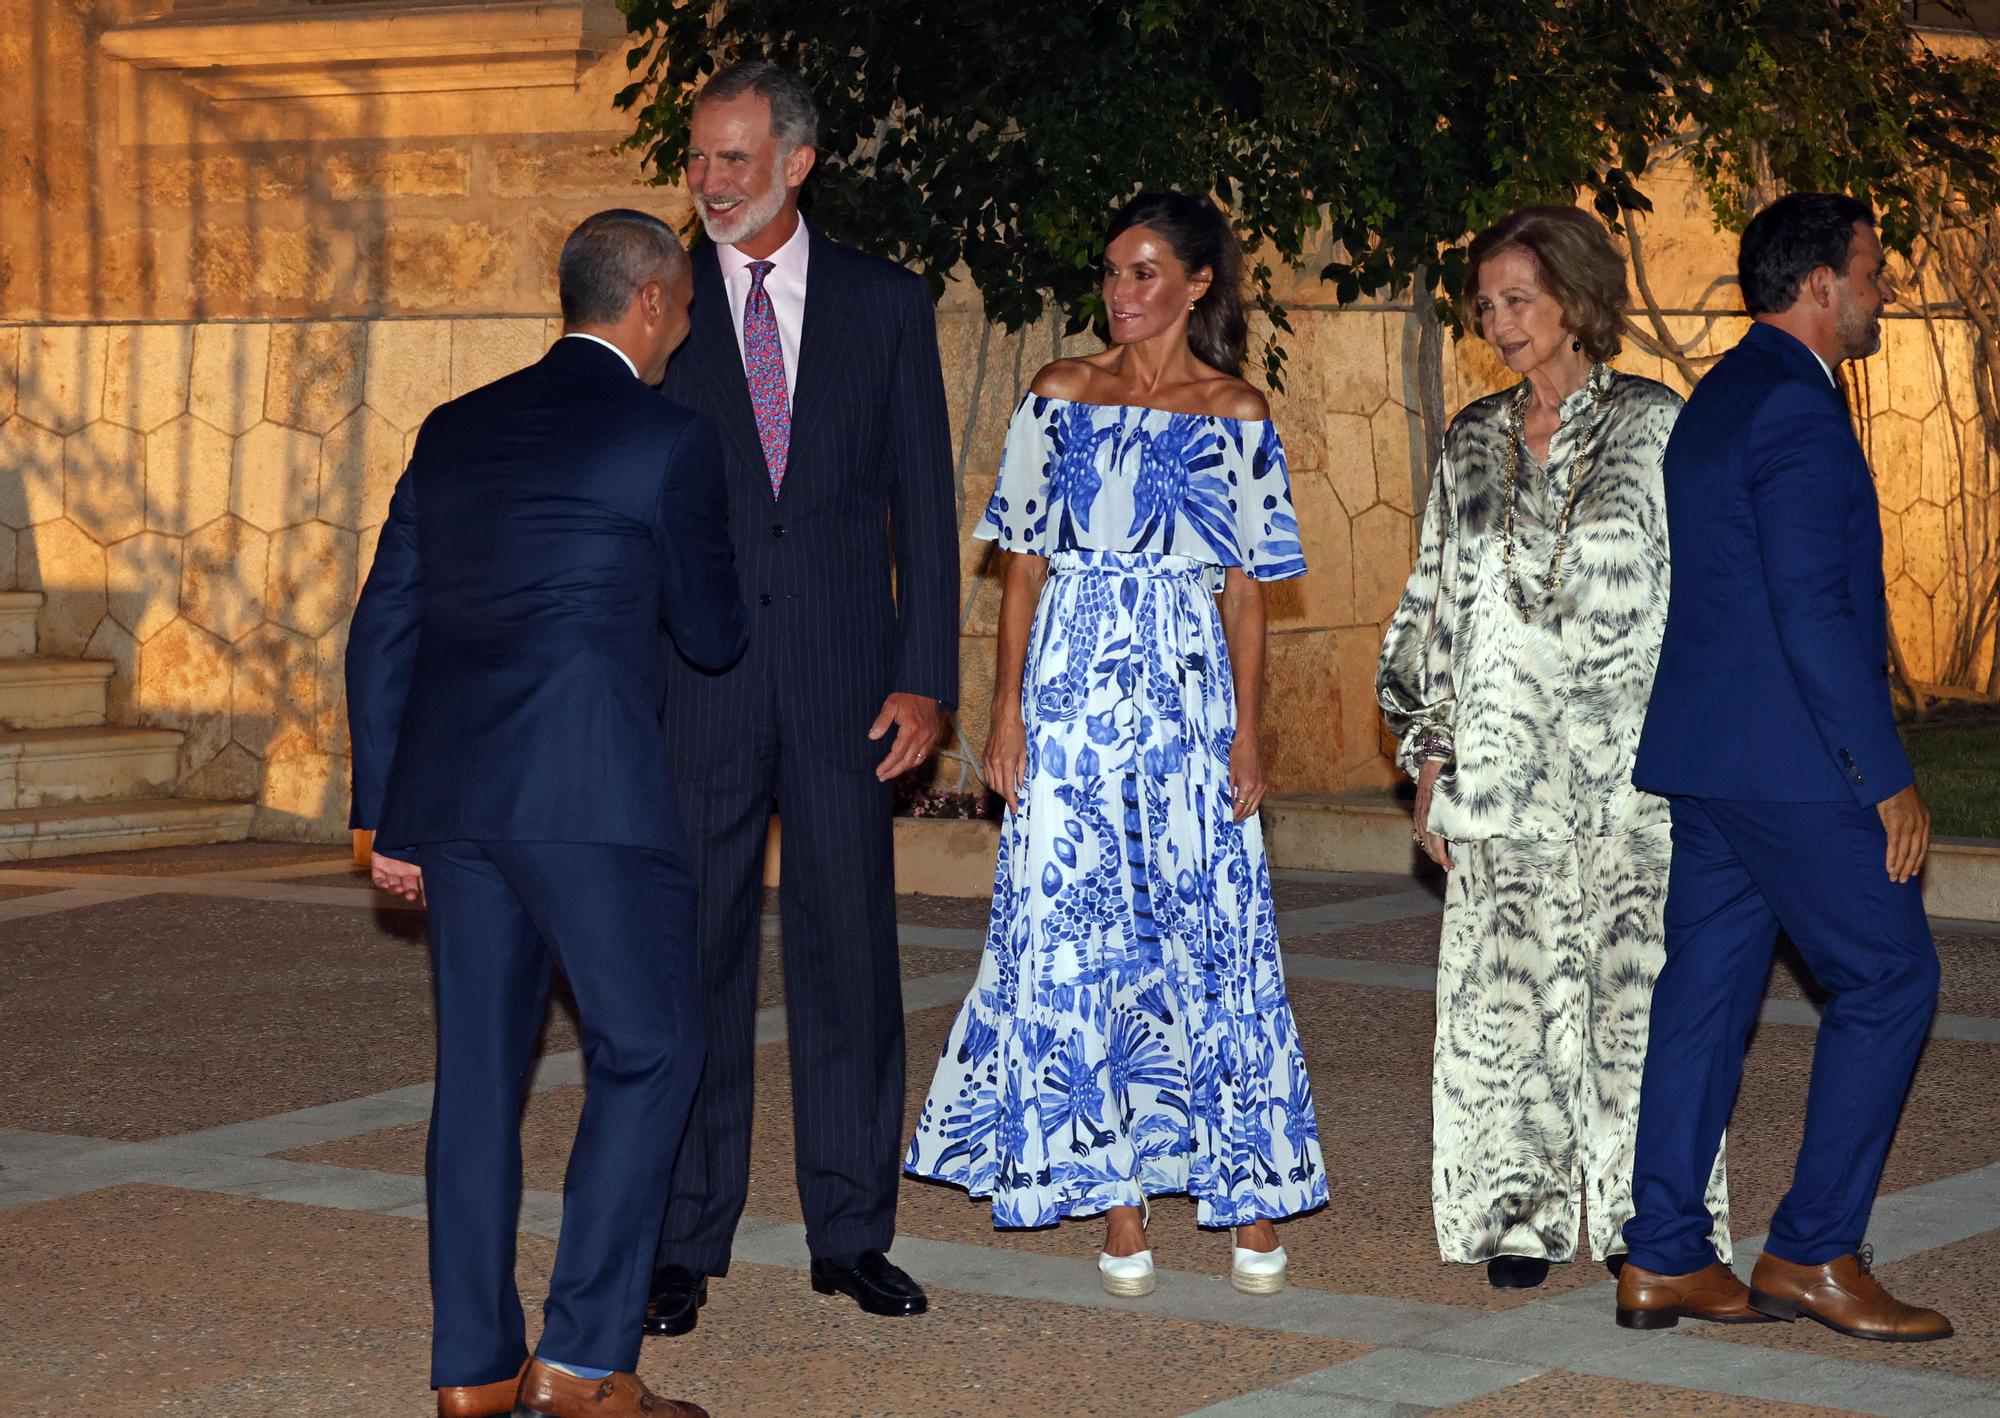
[1749,1248,1953,1342]
[1614,1259,1774,1330]
[436,1358,528,1417]
[512,1359,709,1417]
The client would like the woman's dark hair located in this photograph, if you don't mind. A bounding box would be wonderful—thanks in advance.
[1462,205,1628,362]
[1738,192,1876,316]
[1104,192,1248,377]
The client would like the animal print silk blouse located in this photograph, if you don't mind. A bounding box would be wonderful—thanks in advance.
[1377,366,1681,843]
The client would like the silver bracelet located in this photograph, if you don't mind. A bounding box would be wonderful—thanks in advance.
[1409,728,1452,765]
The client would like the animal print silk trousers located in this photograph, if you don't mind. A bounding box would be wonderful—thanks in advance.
[1432,826,1730,1264]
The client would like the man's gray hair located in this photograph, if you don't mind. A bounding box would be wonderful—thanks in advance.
[696,60,820,153]
[558,209,688,327]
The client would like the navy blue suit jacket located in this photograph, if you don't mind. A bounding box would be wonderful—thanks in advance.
[1634,321,1909,805]
[658,227,958,774]
[347,336,749,853]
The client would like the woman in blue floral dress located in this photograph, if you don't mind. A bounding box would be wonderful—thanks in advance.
[905,193,1327,1297]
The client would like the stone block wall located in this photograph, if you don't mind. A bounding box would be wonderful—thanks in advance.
[2,0,669,324]
[3,297,1991,841]
[4,3,1992,842]
[0,303,1427,837]
[0,314,560,838]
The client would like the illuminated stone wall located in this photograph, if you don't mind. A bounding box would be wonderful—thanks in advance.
[2,1,1991,841]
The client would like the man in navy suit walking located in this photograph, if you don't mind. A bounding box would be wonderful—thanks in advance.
[348,210,746,1417]
[644,61,958,1333]
[1616,194,1950,1342]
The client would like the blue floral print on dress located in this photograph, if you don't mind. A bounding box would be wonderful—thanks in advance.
[907,396,1326,1228]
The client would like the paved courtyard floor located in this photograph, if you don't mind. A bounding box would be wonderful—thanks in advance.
[1,841,1995,1417]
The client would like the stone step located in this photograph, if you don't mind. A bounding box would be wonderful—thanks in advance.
[0,592,44,658]
[0,798,255,861]
[0,659,113,730]
[0,727,185,810]
[1263,793,1422,877]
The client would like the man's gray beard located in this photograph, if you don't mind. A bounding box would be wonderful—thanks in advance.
[697,177,789,248]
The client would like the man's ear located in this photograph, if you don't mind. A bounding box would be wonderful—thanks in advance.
[638,278,664,323]
[783,144,817,192]
[1803,264,1838,310]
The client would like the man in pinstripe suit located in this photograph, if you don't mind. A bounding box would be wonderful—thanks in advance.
[645,61,959,1332]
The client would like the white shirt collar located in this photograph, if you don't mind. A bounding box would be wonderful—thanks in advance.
[715,214,811,284]
[1811,349,1837,387]
[560,331,639,379]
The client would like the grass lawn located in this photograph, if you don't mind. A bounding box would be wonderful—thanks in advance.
[1902,718,2000,841]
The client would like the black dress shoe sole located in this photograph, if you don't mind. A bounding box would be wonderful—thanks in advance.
[810,1272,928,1315]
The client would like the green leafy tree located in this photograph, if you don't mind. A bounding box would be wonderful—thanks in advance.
[617,2,1997,358]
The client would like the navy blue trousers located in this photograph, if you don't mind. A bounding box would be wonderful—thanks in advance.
[656,735,904,1275]
[419,840,703,1387]
[1624,798,1938,1275]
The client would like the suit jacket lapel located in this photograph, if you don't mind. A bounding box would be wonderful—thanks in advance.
[684,244,762,454]
[786,228,855,487]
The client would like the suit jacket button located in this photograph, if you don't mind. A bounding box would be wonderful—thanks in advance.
[771,523,786,538]
[758,593,773,607]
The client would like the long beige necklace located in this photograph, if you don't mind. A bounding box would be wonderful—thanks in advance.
[1500,365,1609,622]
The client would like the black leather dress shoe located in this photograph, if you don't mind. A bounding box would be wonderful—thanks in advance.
[1487,1255,1551,1289]
[642,1264,708,1337]
[809,1251,928,1316]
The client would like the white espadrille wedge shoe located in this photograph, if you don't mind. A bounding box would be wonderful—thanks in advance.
[1098,1200,1155,1297]
[1231,1242,1289,1295]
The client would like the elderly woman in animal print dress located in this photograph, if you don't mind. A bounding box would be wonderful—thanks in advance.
[1376,205,1730,1290]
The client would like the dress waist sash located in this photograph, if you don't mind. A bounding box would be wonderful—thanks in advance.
[1047,548,1210,580]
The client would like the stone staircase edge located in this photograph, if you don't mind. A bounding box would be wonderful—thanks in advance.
[1259,794,2000,923]
[0,798,257,833]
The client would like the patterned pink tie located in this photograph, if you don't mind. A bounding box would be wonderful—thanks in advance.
[742,260,789,498]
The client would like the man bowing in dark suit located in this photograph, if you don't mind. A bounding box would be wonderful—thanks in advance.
[348,210,746,1418]
[645,60,958,1334]
[1618,193,1949,1342]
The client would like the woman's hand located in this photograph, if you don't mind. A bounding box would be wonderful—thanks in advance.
[1229,730,1268,822]
[983,704,1029,812]
[1413,759,1455,871]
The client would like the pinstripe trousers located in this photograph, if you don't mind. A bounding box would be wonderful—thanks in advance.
[656,690,905,1274]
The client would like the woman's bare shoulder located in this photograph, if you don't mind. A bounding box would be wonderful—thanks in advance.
[1028,357,1107,400]
[1203,377,1269,421]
